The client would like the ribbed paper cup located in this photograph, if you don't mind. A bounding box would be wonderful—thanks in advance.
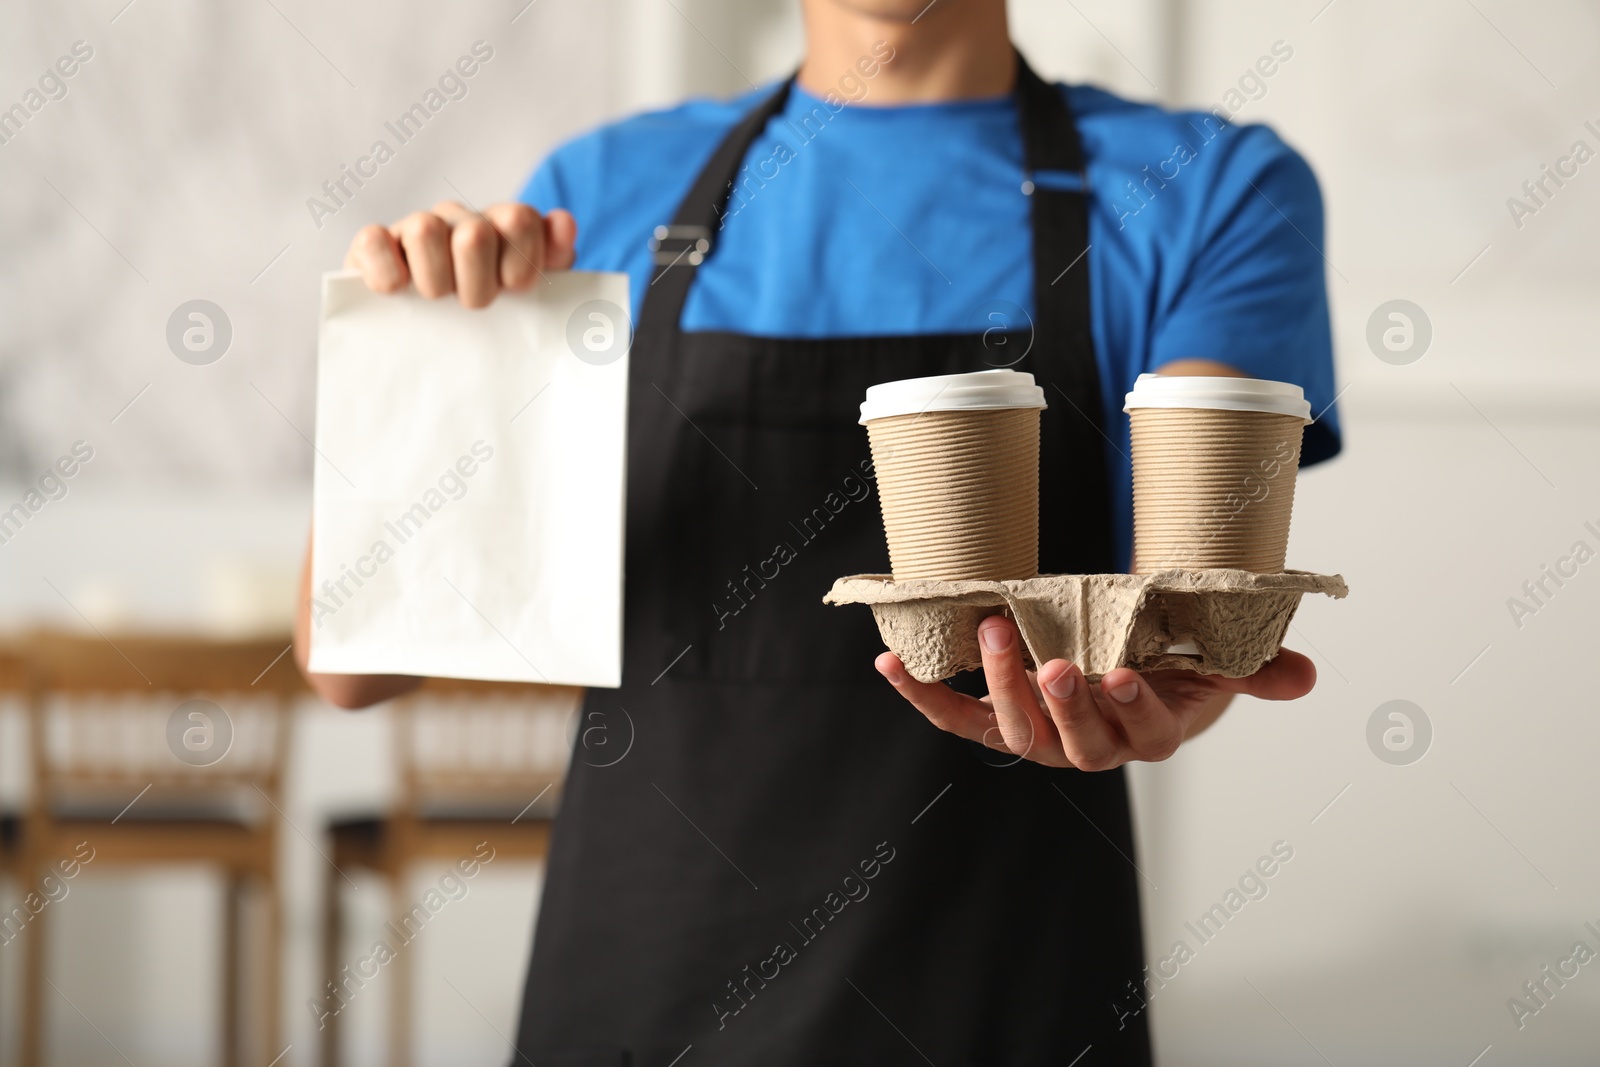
[1124,375,1310,574]
[860,371,1046,582]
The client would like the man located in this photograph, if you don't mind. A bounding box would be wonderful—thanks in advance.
[295,0,1337,1062]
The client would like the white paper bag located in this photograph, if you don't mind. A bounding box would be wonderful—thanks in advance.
[308,269,629,687]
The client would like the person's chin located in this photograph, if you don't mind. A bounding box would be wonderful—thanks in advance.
[823,0,965,22]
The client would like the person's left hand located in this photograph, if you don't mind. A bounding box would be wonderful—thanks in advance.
[875,614,1316,769]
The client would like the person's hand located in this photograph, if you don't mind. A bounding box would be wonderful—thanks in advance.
[343,200,577,307]
[875,615,1316,769]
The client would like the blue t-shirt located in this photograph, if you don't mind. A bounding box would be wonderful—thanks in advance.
[520,81,1340,569]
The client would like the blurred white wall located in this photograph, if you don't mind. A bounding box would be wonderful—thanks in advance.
[0,0,622,487]
[3,1,1598,1065]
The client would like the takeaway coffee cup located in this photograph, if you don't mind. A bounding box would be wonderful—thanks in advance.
[1123,374,1312,574]
[859,369,1046,582]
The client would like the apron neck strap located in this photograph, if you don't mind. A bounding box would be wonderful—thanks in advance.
[639,78,793,331]
[1014,51,1086,175]
[639,50,1092,332]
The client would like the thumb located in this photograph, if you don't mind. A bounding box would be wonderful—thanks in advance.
[543,209,578,270]
[1224,648,1317,701]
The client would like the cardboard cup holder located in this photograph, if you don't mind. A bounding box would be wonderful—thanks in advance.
[824,568,1347,683]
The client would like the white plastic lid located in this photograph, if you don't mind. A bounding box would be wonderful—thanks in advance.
[858,369,1048,424]
[1122,373,1311,422]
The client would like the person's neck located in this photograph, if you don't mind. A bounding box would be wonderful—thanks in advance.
[796,1,1015,105]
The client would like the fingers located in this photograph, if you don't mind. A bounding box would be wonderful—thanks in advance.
[976,616,1058,761]
[452,213,501,308]
[430,201,499,308]
[1098,668,1184,762]
[345,224,408,292]
[881,630,1231,773]
[390,210,454,299]
[874,652,997,747]
[1229,648,1317,701]
[1035,660,1126,771]
[364,201,572,306]
[485,202,546,292]
[544,209,578,270]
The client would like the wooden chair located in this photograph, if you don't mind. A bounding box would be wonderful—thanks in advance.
[16,631,303,1067]
[0,650,30,896]
[320,679,579,1067]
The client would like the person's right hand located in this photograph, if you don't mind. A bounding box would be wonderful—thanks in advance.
[344,200,577,308]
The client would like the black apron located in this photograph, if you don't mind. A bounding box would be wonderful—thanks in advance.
[514,56,1153,1067]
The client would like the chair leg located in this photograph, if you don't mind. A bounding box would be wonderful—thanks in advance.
[221,872,241,1067]
[390,874,412,1067]
[321,861,343,1067]
[19,854,45,1067]
[262,873,284,1066]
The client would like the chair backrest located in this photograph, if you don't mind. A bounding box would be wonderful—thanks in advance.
[0,650,29,807]
[395,678,582,820]
[23,631,304,815]
[0,650,29,692]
